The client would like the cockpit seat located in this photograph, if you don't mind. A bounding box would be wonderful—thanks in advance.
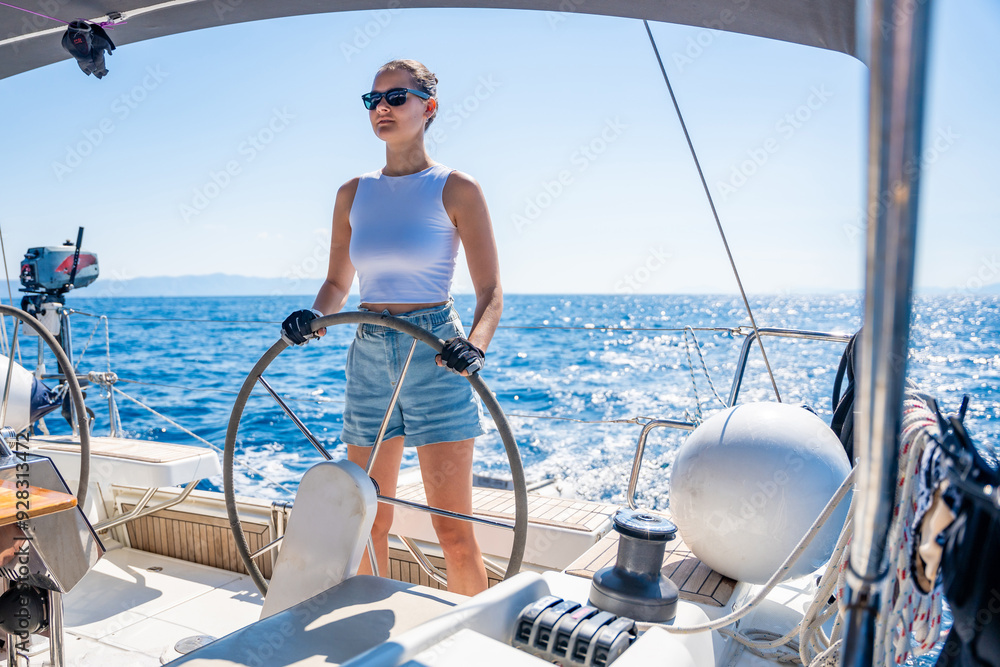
[164,574,465,666]
[164,572,549,666]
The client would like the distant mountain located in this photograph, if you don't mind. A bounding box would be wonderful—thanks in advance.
[72,273,322,298]
[67,274,1000,298]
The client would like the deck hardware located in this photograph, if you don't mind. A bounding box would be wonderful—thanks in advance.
[0,426,14,458]
[398,536,447,587]
[588,509,679,623]
[94,479,203,532]
[512,595,635,666]
[175,635,217,654]
[626,419,695,510]
[726,328,852,408]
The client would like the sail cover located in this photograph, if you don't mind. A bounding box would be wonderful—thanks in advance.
[1,0,857,80]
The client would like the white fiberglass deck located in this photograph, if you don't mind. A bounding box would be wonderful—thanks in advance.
[57,543,263,666]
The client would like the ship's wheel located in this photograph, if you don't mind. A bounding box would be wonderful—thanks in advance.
[223,312,527,595]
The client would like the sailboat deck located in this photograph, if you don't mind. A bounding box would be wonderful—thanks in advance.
[58,545,263,666]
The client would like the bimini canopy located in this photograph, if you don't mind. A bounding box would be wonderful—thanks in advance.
[0,0,858,80]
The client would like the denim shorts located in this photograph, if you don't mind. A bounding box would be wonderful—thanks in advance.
[341,301,486,448]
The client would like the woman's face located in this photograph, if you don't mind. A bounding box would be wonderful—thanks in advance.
[368,69,433,142]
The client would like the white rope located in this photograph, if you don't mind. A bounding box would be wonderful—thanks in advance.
[716,483,857,664]
[722,393,948,666]
[111,386,296,496]
[720,628,802,663]
[873,397,946,667]
[807,639,842,667]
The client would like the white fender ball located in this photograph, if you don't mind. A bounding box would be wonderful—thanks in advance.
[669,403,851,584]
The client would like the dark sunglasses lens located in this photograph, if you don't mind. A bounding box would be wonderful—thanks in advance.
[385,89,408,106]
[362,93,381,110]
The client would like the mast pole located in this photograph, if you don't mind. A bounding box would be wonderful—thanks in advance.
[842,0,933,665]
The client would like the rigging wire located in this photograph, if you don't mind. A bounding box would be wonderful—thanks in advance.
[111,386,296,496]
[0,224,21,363]
[116,377,691,427]
[67,310,742,335]
[642,20,782,403]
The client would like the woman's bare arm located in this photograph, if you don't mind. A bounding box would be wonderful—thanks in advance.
[442,171,502,352]
[312,178,360,320]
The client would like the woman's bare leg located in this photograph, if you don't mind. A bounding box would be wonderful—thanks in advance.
[417,439,488,595]
[348,437,404,577]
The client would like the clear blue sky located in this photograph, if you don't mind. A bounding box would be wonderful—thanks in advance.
[1,1,997,295]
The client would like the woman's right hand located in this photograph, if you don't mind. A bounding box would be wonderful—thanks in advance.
[281,309,326,345]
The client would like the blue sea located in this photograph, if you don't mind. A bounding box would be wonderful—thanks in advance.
[33,292,998,509]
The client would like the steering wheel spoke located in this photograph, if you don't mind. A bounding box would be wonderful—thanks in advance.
[256,374,333,461]
[225,312,527,597]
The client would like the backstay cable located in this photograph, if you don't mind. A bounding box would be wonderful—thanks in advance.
[642,20,781,402]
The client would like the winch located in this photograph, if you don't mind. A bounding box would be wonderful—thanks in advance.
[588,509,679,623]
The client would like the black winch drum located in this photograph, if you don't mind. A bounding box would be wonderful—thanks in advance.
[588,509,679,623]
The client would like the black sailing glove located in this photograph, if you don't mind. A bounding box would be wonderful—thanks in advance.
[439,337,486,375]
[281,309,323,345]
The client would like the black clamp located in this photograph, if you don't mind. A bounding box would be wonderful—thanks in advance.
[512,595,636,666]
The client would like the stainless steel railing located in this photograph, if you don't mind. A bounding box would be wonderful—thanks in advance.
[626,327,854,509]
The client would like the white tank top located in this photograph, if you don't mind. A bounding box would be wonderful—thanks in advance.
[348,164,459,304]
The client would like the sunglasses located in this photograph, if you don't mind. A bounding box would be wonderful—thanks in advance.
[361,87,431,110]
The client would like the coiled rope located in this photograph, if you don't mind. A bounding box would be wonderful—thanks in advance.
[710,393,946,666]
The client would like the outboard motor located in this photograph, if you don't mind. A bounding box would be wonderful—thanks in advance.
[20,227,99,340]
[19,227,99,430]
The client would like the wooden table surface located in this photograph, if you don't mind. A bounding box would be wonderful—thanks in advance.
[0,479,77,527]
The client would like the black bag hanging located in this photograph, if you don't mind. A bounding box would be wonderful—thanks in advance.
[61,20,115,79]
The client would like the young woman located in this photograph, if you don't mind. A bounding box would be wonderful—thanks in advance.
[281,59,502,595]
